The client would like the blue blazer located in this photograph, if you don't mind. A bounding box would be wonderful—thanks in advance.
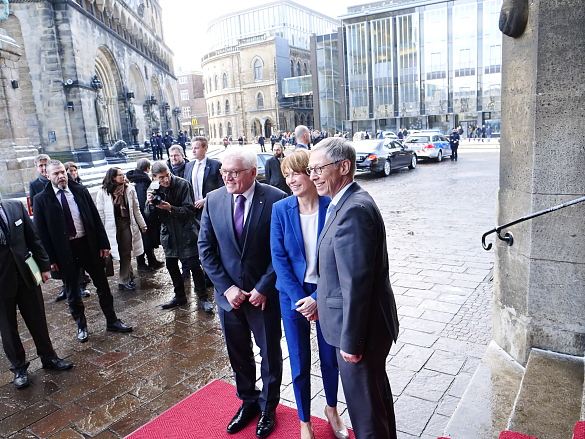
[270,195,330,316]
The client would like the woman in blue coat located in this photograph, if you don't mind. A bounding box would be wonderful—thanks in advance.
[271,150,348,439]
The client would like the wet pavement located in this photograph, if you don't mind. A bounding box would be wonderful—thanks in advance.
[0,144,500,438]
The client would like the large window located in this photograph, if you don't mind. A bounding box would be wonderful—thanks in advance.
[179,76,187,84]
[257,92,264,109]
[217,101,221,115]
[370,17,394,118]
[397,13,420,115]
[346,22,369,119]
[180,90,189,101]
[227,121,233,136]
[225,99,230,114]
[222,72,228,89]
[182,107,191,118]
[214,75,219,90]
[254,58,263,81]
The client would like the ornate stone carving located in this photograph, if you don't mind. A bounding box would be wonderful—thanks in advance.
[96,94,109,128]
[0,0,9,21]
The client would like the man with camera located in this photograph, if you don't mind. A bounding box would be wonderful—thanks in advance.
[145,161,212,311]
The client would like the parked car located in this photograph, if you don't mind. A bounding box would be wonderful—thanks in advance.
[354,139,417,176]
[255,152,273,183]
[404,132,452,161]
[378,130,398,139]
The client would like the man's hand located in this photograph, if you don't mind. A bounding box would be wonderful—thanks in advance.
[340,350,362,363]
[194,198,206,209]
[156,200,172,211]
[41,271,51,283]
[225,286,250,309]
[140,226,147,233]
[295,296,318,321]
[249,288,267,310]
[100,249,110,258]
[50,263,59,271]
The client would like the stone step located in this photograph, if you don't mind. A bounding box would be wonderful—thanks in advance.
[507,348,584,439]
[444,341,525,439]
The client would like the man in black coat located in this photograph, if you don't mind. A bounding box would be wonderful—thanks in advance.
[163,131,174,158]
[0,195,73,388]
[126,158,164,272]
[198,149,286,438]
[145,161,211,311]
[184,136,224,221]
[28,154,51,213]
[449,128,460,161]
[177,130,187,155]
[264,144,291,195]
[33,160,133,343]
[167,145,189,179]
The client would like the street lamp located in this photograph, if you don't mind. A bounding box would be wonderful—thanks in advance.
[91,75,103,90]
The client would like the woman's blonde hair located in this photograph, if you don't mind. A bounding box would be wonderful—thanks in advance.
[281,149,310,175]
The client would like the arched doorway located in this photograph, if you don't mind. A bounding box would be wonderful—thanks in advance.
[95,46,124,144]
[264,119,273,137]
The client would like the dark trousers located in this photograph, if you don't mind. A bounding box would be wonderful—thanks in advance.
[65,236,117,329]
[0,274,57,372]
[218,299,282,412]
[281,283,339,422]
[451,145,458,160]
[337,334,396,439]
[115,217,133,285]
[166,256,208,301]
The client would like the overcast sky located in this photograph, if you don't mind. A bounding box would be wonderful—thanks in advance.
[159,0,355,72]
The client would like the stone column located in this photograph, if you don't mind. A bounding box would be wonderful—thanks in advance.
[0,28,38,198]
[494,0,585,364]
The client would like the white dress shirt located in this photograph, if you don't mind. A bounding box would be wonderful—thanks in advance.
[191,157,207,201]
[232,183,255,225]
[53,185,86,239]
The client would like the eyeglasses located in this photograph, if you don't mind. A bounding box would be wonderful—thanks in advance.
[220,168,250,178]
[305,160,342,176]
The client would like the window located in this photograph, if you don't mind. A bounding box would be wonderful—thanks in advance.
[256,92,264,109]
[180,90,189,101]
[217,101,221,115]
[254,58,263,81]
[179,76,187,84]
[227,121,232,136]
[219,123,223,138]
[296,62,301,77]
[225,99,230,114]
[210,104,214,116]
[303,63,308,75]
[182,107,191,118]
[222,72,228,89]
[290,60,295,77]
[214,75,219,90]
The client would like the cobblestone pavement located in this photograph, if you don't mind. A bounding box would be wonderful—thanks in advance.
[0,145,499,438]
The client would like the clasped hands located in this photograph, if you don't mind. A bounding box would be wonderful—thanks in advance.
[295,296,318,322]
[226,286,267,310]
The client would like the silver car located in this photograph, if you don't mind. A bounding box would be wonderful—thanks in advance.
[404,132,452,162]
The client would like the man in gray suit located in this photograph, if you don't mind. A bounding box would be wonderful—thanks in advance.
[198,149,286,438]
[308,137,400,439]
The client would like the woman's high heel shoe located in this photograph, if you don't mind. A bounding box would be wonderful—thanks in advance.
[324,407,349,439]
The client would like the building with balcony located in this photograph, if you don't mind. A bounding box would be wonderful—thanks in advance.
[312,0,502,136]
[3,0,177,168]
[201,0,338,143]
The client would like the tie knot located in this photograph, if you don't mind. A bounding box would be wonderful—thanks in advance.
[327,203,336,213]
[236,195,246,205]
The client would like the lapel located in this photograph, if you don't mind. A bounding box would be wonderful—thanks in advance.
[241,182,266,257]
[317,182,359,253]
[223,190,241,253]
[203,161,211,183]
[286,196,305,259]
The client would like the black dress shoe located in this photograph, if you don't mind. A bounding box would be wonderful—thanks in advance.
[77,328,88,343]
[161,297,187,309]
[13,371,29,389]
[227,403,260,434]
[256,410,276,438]
[80,288,90,298]
[54,289,66,302]
[149,260,165,269]
[137,264,154,272]
[200,300,214,313]
[106,320,133,333]
[118,283,136,291]
[42,358,74,370]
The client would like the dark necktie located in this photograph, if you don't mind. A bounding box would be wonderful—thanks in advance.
[0,210,9,245]
[59,189,77,237]
[234,195,246,239]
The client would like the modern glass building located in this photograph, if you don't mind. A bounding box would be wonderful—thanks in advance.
[315,0,502,136]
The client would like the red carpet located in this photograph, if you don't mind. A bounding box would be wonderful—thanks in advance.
[574,421,585,439]
[499,432,538,439]
[126,380,355,438]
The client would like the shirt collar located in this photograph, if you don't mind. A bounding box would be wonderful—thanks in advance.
[232,181,256,202]
[194,157,207,166]
[330,181,355,207]
[52,184,70,195]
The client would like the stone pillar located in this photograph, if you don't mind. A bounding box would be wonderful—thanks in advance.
[494,0,585,364]
[0,28,38,198]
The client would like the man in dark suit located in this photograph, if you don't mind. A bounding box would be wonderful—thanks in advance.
[308,137,400,439]
[33,160,133,343]
[0,195,73,388]
[293,125,310,151]
[198,149,286,438]
[28,153,51,213]
[184,136,224,221]
[264,145,291,195]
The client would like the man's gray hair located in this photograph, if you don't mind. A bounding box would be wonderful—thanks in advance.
[34,154,50,166]
[136,158,150,172]
[295,125,310,140]
[222,148,257,169]
[46,159,63,169]
[151,160,169,175]
[169,145,184,156]
[312,137,356,176]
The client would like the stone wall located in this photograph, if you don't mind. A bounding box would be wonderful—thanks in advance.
[494,0,585,364]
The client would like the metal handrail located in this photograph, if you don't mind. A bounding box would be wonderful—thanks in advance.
[482,195,585,251]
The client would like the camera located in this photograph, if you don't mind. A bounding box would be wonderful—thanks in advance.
[149,181,165,206]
